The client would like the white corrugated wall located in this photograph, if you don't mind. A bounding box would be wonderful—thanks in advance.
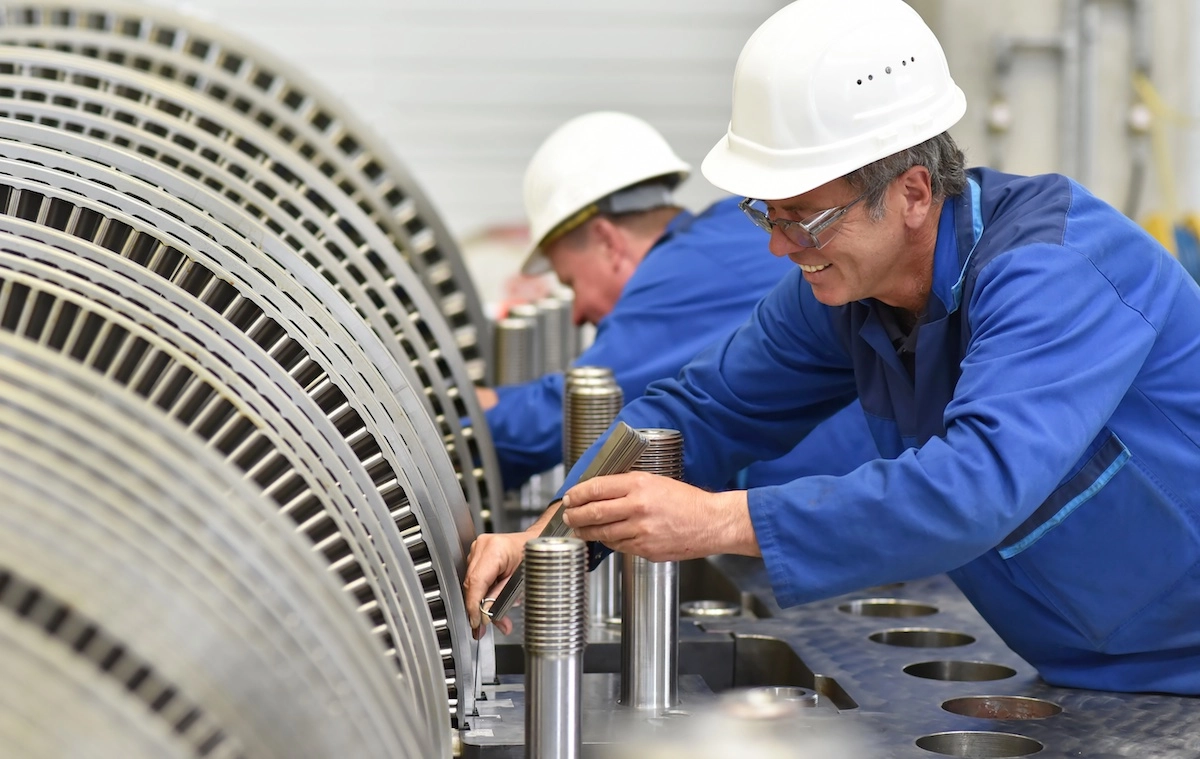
[146,0,1195,302]
[152,0,790,239]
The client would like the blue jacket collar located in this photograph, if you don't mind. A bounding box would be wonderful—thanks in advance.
[935,176,983,315]
[642,208,696,263]
[660,208,696,241]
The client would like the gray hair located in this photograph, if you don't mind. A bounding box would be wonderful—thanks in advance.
[843,132,967,220]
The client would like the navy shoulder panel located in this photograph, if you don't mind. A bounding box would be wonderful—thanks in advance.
[971,167,1072,251]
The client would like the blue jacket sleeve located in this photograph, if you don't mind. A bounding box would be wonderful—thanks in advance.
[571,247,1159,607]
[486,264,789,490]
[561,267,861,493]
[484,373,566,491]
[749,246,1156,606]
[487,203,796,491]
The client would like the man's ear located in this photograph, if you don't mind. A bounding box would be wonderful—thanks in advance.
[895,165,935,229]
[589,216,630,269]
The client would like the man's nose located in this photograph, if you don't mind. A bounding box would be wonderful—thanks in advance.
[767,227,798,258]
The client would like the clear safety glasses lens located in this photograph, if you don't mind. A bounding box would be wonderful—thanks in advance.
[739,196,864,250]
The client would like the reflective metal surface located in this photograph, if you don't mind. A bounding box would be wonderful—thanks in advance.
[0,0,492,382]
[562,366,625,624]
[680,599,742,619]
[495,316,538,385]
[698,559,1200,758]
[523,538,588,759]
[0,125,474,726]
[471,560,1200,757]
[489,423,648,625]
[620,429,684,712]
[0,241,448,743]
[589,555,623,627]
[620,555,680,712]
[0,333,433,758]
[941,696,1063,721]
[0,44,500,533]
[839,599,940,618]
[914,731,1044,757]
[563,369,622,470]
[0,5,518,752]
[536,296,572,374]
[903,661,1019,683]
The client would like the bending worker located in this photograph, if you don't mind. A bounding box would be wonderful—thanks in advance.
[480,110,876,492]
[466,0,1200,695]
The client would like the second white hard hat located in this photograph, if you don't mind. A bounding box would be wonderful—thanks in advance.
[701,0,966,201]
[521,112,690,275]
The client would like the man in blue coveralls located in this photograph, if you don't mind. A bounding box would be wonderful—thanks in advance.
[480,110,875,492]
[466,0,1200,695]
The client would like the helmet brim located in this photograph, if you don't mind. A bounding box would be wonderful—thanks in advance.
[701,93,966,202]
[520,245,553,277]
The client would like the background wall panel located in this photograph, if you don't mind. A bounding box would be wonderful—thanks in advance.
[149,0,1198,303]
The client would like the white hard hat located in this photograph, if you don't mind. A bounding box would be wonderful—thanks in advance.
[701,0,966,201]
[521,111,690,275]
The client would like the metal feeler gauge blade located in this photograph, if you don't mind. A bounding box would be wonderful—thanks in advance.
[485,422,649,624]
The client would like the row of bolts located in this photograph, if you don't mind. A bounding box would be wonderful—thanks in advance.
[525,423,683,759]
[495,306,681,757]
[495,298,585,523]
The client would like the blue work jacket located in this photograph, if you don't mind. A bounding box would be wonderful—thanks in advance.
[570,168,1200,694]
[487,196,877,491]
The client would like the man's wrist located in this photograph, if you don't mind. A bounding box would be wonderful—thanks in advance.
[715,489,760,557]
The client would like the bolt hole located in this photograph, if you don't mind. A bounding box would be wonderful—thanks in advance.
[916,731,1043,757]
[839,599,937,618]
[942,696,1062,721]
[904,661,1017,682]
[870,628,975,648]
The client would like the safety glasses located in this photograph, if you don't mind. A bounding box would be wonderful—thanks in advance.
[739,192,867,249]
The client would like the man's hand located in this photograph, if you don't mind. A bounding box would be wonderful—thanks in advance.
[559,471,761,561]
[464,528,541,639]
[475,386,499,411]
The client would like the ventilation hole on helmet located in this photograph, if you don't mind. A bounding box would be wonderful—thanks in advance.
[911,56,916,61]
[857,79,862,85]
[868,74,874,81]
[902,60,907,66]
[886,66,892,74]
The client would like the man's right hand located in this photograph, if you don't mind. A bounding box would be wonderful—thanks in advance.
[463,530,532,639]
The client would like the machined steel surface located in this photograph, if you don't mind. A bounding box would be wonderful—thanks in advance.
[0,613,195,759]
[464,674,717,758]
[0,0,492,382]
[0,240,449,748]
[535,296,572,374]
[563,366,624,623]
[698,557,1200,758]
[507,303,544,378]
[562,368,622,471]
[0,44,500,531]
[620,429,683,712]
[470,557,1200,757]
[0,332,434,758]
[488,423,649,625]
[0,131,476,722]
[523,538,588,759]
[495,315,538,385]
[619,554,680,713]
[588,556,621,629]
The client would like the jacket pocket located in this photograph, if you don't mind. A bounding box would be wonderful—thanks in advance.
[998,429,1200,649]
